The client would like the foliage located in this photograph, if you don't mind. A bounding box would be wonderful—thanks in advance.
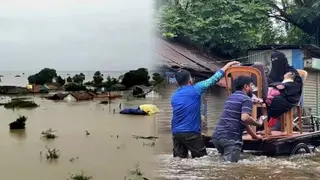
[79,73,85,80]
[156,0,320,55]
[66,76,73,83]
[121,68,150,88]
[28,68,58,85]
[55,76,66,86]
[93,71,104,87]
[45,147,60,160]
[41,128,57,139]
[84,81,93,86]
[9,116,27,130]
[68,172,92,180]
[285,26,313,44]
[73,74,85,84]
[98,76,119,89]
[156,0,272,54]
[118,74,124,82]
[64,83,87,91]
[4,99,39,109]
[266,0,320,44]
[124,162,149,180]
[152,73,165,85]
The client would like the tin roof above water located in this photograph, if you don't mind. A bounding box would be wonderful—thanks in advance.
[155,38,225,72]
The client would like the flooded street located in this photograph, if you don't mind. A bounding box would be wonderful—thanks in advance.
[155,132,320,180]
[0,96,157,179]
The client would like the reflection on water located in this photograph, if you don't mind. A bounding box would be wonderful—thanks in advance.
[0,96,157,179]
[9,129,27,140]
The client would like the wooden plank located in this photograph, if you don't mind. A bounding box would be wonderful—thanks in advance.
[280,115,285,132]
[261,107,269,139]
[251,104,257,132]
[297,106,303,134]
[243,131,305,140]
[285,110,294,135]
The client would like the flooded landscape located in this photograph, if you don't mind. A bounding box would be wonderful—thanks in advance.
[0,95,157,179]
[2,0,320,178]
[2,88,320,179]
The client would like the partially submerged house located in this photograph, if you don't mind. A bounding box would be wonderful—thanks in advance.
[87,91,98,98]
[46,93,68,100]
[246,45,320,116]
[27,84,49,93]
[155,37,228,133]
[63,92,94,102]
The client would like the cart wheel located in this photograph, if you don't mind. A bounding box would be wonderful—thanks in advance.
[291,143,311,155]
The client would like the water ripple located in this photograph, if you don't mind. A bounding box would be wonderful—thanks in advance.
[155,149,320,180]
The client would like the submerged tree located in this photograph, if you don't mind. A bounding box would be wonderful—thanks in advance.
[28,68,58,85]
[121,68,150,88]
[64,83,87,91]
[79,73,85,81]
[98,75,119,89]
[55,76,66,86]
[4,99,39,109]
[93,71,104,87]
[152,73,165,85]
[9,116,27,130]
[73,74,85,84]
[66,76,73,83]
[68,172,92,180]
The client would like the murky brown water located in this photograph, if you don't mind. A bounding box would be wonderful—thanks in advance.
[0,95,156,179]
[155,132,320,180]
[155,123,320,180]
[3,94,320,180]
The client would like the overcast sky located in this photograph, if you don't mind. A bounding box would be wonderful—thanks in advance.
[0,0,154,71]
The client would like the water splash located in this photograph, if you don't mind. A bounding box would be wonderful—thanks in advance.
[155,149,320,180]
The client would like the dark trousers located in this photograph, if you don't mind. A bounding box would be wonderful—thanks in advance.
[172,133,207,158]
[212,138,243,163]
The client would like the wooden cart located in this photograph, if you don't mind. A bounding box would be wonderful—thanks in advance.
[203,66,320,156]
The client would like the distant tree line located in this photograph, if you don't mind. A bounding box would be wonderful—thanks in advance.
[27,68,165,91]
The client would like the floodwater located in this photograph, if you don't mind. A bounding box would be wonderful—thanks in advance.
[154,129,320,180]
[153,89,320,180]
[0,95,157,179]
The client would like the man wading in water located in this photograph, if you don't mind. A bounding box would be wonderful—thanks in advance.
[171,61,239,158]
[212,75,264,163]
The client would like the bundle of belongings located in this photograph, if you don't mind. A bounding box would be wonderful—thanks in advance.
[120,104,160,116]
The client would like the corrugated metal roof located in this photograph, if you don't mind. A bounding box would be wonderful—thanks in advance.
[156,38,224,72]
[248,44,320,58]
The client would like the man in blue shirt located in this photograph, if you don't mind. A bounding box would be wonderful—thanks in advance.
[171,61,239,158]
[212,75,263,162]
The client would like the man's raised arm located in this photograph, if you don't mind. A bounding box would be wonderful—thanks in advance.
[194,61,240,95]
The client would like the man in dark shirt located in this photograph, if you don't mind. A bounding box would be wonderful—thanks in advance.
[171,61,239,159]
[212,75,263,162]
